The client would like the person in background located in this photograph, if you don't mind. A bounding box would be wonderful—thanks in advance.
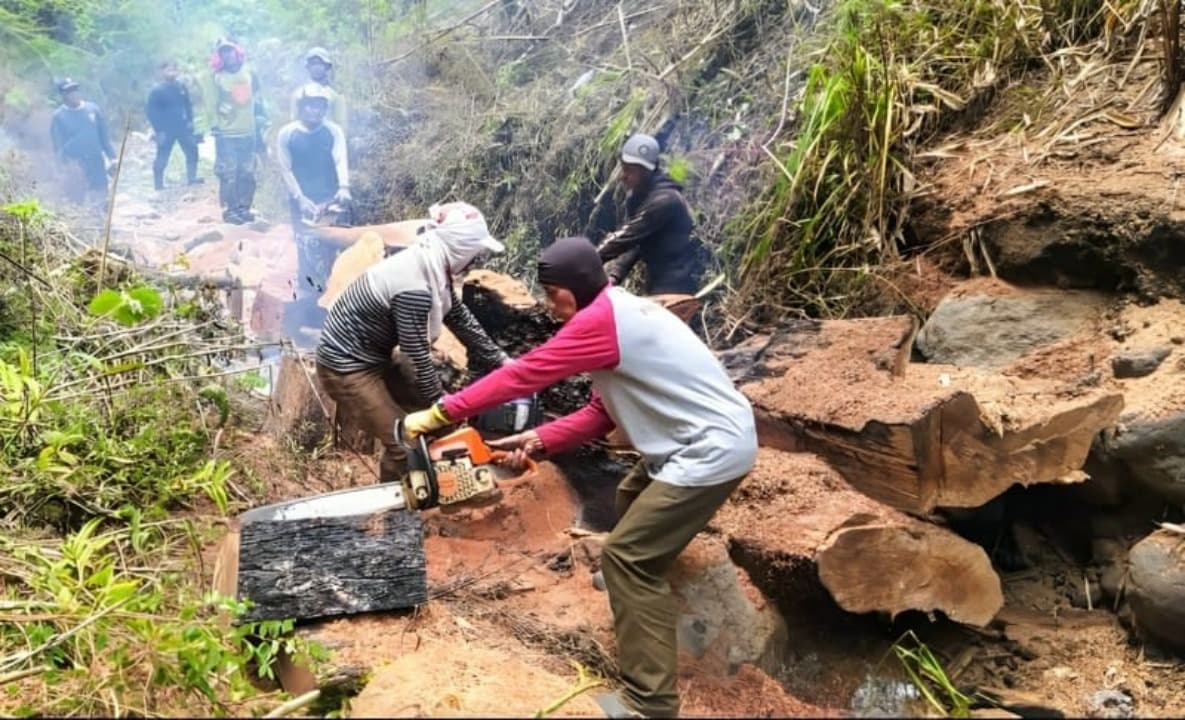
[146,60,202,190]
[290,47,347,133]
[276,82,351,343]
[401,236,757,719]
[206,37,266,224]
[596,133,700,299]
[50,78,116,206]
[315,202,509,484]
[277,83,350,229]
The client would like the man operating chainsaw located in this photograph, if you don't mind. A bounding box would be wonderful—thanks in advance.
[401,235,757,719]
[315,202,510,485]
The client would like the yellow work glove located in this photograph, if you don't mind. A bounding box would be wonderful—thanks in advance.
[402,403,451,439]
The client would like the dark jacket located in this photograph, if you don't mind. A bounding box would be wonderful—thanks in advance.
[597,173,698,295]
[146,80,194,136]
[50,102,116,162]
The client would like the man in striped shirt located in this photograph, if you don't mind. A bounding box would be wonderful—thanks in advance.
[315,202,510,484]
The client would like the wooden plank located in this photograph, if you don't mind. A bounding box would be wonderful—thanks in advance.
[235,489,427,622]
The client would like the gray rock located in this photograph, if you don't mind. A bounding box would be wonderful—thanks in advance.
[1127,530,1185,656]
[916,288,1106,368]
[1085,690,1135,719]
[1075,445,1131,508]
[1099,562,1125,603]
[1105,413,1185,505]
[1111,347,1171,379]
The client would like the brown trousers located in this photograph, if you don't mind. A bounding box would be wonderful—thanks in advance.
[315,354,427,483]
[603,462,743,717]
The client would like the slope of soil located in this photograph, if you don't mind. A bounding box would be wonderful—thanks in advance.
[912,45,1185,300]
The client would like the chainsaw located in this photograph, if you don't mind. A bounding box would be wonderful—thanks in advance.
[394,419,538,513]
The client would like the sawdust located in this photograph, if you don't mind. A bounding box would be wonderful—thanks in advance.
[679,660,839,718]
[348,643,605,718]
[711,449,893,558]
[745,313,1114,434]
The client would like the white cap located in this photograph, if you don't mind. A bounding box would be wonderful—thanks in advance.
[428,202,505,270]
[305,47,332,65]
[296,82,334,104]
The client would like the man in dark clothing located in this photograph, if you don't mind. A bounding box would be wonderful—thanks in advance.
[597,133,699,296]
[50,79,116,205]
[146,60,202,190]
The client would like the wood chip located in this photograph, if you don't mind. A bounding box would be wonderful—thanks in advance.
[998,180,1051,197]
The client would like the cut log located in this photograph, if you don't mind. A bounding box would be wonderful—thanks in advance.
[218,484,427,623]
[733,316,1124,513]
[712,448,1004,626]
[451,270,591,415]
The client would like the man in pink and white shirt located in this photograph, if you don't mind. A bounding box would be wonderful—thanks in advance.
[404,236,757,718]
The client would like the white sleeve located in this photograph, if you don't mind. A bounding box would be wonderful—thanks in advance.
[329,121,349,189]
[275,124,302,198]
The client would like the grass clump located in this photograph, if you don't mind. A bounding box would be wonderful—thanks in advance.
[726,0,1134,320]
[0,195,312,716]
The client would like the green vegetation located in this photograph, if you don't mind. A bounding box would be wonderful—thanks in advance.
[728,0,1132,317]
[0,197,319,715]
[892,631,984,717]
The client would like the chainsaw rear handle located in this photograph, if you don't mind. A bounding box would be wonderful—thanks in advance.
[489,450,539,489]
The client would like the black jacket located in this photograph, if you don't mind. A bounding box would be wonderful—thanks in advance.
[597,173,698,295]
[145,80,194,136]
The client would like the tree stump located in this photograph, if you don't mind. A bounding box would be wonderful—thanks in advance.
[712,448,1004,626]
[214,485,427,623]
[732,316,1124,514]
[456,270,591,414]
[263,353,374,454]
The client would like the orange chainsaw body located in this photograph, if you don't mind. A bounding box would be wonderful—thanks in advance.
[428,427,495,465]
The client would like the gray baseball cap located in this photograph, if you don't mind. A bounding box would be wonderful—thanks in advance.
[621,133,659,171]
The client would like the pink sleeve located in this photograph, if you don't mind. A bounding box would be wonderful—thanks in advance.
[442,289,619,421]
[534,391,615,455]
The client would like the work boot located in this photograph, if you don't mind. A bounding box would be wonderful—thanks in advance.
[592,569,606,592]
[594,692,643,719]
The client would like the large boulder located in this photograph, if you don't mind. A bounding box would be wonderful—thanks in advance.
[915,280,1106,368]
[1104,413,1185,505]
[1126,529,1185,655]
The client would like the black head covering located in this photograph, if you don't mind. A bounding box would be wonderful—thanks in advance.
[537,236,608,310]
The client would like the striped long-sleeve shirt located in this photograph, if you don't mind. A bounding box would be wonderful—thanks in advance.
[317,277,508,404]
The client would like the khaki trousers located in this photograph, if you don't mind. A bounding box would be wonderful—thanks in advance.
[603,462,742,717]
[315,355,427,483]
